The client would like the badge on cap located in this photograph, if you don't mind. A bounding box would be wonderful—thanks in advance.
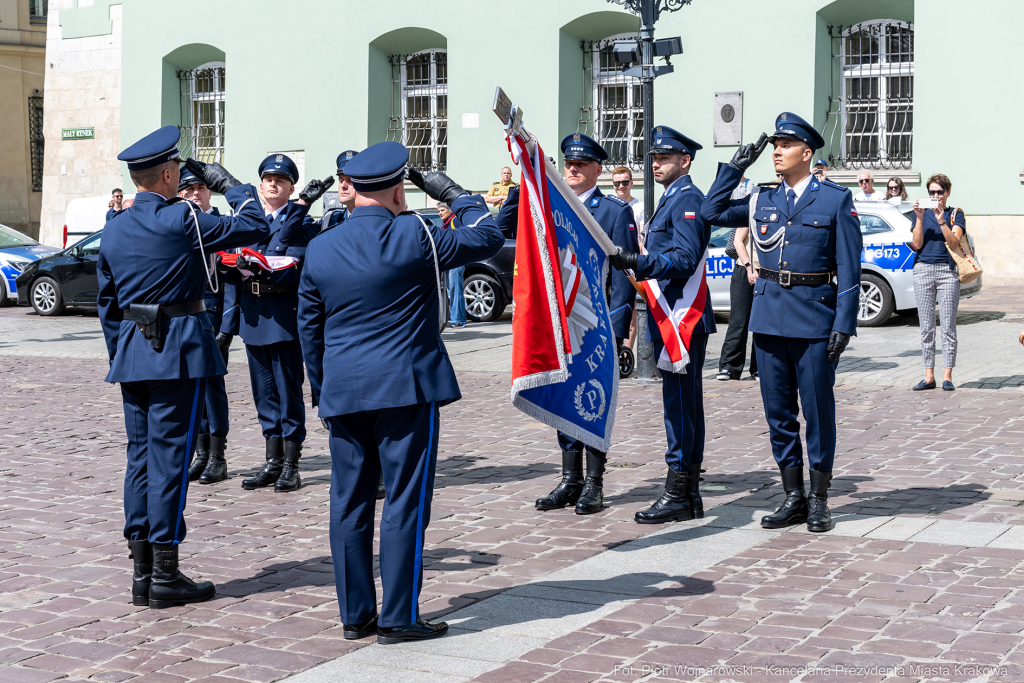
[656,126,663,133]
[769,213,777,222]
[276,154,283,162]
[346,151,353,159]
[780,113,787,121]
[573,134,581,142]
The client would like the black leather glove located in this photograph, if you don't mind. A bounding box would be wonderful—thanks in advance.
[299,176,335,204]
[215,332,233,356]
[827,331,851,363]
[728,133,769,171]
[407,168,467,206]
[185,158,242,194]
[609,247,638,272]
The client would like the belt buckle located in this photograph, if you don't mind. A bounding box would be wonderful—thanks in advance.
[252,281,260,297]
[779,270,792,287]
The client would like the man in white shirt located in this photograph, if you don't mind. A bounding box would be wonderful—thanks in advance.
[611,166,644,237]
[854,171,883,201]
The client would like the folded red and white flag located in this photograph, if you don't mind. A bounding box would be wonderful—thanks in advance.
[217,247,298,278]
[636,252,708,374]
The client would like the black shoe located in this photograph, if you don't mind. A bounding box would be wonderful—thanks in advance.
[761,467,808,529]
[199,435,227,484]
[685,468,704,519]
[274,441,302,492]
[575,451,606,515]
[188,433,211,482]
[807,469,833,532]
[912,379,936,391]
[377,474,385,500]
[344,613,378,640]
[127,540,152,607]
[942,380,955,391]
[634,469,693,524]
[149,544,215,609]
[536,450,583,510]
[241,437,284,490]
[715,371,733,381]
[377,619,449,644]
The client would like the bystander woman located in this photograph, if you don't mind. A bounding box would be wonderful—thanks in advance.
[439,203,467,328]
[885,177,908,203]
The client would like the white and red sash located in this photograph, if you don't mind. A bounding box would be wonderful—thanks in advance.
[637,252,708,374]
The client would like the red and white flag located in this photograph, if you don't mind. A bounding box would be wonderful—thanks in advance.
[635,253,708,374]
[217,247,298,278]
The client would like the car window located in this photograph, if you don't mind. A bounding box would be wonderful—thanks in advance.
[708,226,732,249]
[416,212,445,229]
[859,215,893,235]
[0,223,37,248]
[78,233,102,256]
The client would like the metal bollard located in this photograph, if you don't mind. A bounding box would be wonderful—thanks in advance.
[634,297,660,381]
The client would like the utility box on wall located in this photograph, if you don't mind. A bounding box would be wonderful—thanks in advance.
[713,92,742,146]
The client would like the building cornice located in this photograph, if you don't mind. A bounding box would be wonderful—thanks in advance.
[0,43,46,57]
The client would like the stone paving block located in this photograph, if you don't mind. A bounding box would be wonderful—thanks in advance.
[442,594,632,639]
[986,524,1024,549]
[865,516,937,541]
[908,520,1012,547]
[382,627,545,663]
[279,660,468,683]
[341,646,497,677]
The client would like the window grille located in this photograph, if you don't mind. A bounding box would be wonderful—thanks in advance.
[822,20,913,169]
[28,94,43,192]
[387,50,447,172]
[176,63,226,164]
[30,0,47,21]
[579,35,644,173]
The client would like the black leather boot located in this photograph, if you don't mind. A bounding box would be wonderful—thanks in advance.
[199,435,227,484]
[149,544,215,609]
[634,469,693,524]
[274,441,302,492]
[188,433,210,482]
[377,474,386,500]
[127,540,152,607]
[686,468,704,519]
[241,437,284,490]
[761,467,809,529]
[807,469,833,532]
[535,450,583,510]
[575,451,606,515]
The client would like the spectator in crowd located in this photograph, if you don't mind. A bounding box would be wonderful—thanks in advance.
[732,174,754,200]
[122,198,135,209]
[813,159,828,181]
[484,167,517,208]
[106,188,124,221]
[910,173,965,392]
[854,171,883,201]
[611,166,644,235]
[439,202,467,328]
[885,177,908,203]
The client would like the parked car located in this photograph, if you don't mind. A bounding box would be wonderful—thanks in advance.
[62,194,131,248]
[16,231,102,315]
[416,209,515,323]
[0,224,62,306]
[705,200,981,327]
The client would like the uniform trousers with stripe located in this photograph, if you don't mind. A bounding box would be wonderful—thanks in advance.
[245,341,306,443]
[655,331,708,473]
[198,375,229,437]
[753,334,836,472]
[326,402,440,628]
[121,378,207,545]
[913,261,960,369]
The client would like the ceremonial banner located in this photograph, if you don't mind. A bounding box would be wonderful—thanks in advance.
[508,134,618,452]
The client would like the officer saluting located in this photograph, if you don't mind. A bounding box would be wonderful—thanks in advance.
[314,150,358,232]
[297,142,502,643]
[700,113,862,532]
[97,126,269,608]
[608,126,716,524]
[178,167,234,485]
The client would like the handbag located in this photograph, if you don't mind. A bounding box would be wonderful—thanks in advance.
[943,207,983,284]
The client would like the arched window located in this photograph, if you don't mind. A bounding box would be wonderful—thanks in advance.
[580,33,643,172]
[177,62,226,163]
[388,49,447,172]
[840,20,913,167]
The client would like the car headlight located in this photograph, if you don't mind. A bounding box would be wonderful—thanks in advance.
[3,259,29,273]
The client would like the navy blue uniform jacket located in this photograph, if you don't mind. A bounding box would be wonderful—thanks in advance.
[297,194,503,417]
[634,175,716,341]
[700,163,862,338]
[97,185,270,383]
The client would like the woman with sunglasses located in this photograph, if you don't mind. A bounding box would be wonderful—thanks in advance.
[910,174,965,391]
[885,177,907,203]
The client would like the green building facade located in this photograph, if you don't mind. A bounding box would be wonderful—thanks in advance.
[41,0,1024,281]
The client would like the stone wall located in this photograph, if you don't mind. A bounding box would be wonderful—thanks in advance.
[965,215,1024,286]
[38,0,121,247]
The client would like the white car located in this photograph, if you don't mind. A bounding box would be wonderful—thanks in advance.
[705,200,980,327]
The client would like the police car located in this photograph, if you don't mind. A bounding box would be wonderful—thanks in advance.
[0,223,61,306]
[705,200,981,327]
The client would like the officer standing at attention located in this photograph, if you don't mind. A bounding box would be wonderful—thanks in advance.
[700,113,862,533]
[608,126,716,524]
[97,126,269,608]
[314,150,358,232]
[221,154,333,493]
[297,141,503,643]
[178,167,234,485]
[533,133,638,516]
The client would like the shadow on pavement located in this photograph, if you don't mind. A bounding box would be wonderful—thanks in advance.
[830,477,990,516]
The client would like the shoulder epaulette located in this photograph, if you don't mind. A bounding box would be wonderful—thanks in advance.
[167,197,185,204]
[757,181,781,189]
[821,179,846,191]
[604,195,628,206]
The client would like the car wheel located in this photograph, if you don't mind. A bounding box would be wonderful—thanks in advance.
[31,277,65,316]
[857,273,894,327]
[464,273,505,323]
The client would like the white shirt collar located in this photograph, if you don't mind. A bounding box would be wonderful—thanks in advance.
[576,185,599,204]
[266,204,286,221]
[204,206,215,214]
[782,173,813,201]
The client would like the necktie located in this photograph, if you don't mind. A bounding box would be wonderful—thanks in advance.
[787,189,796,215]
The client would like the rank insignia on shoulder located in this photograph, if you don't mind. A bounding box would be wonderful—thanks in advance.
[590,197,600,207]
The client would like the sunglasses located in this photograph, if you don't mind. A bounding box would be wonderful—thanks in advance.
[612,180,631,188]
[927,189,946,196]
[858,179,872,184]
[887,185,900,191]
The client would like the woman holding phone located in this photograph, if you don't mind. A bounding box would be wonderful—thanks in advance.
[910,174,965,391]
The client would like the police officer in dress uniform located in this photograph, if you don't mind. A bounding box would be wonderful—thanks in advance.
[97,126,270,608]
[313,150,359,232]
[297,141,503,643]
[220,155,333,493]
[527,133,638,516]
[178,167,234,485]
[608,126,716,524]
[700,113,862,532]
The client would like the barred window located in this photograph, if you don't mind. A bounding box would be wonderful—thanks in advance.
[176,63,226,164]
[579,35,644,173]
[824,20,913,169]
[388,50,447,172]
[30,0,47,21]
[28,94,43,192]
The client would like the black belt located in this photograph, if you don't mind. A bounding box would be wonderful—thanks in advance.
[758,268,834,287]
[248,281,297,296]
[122,300,206,351]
